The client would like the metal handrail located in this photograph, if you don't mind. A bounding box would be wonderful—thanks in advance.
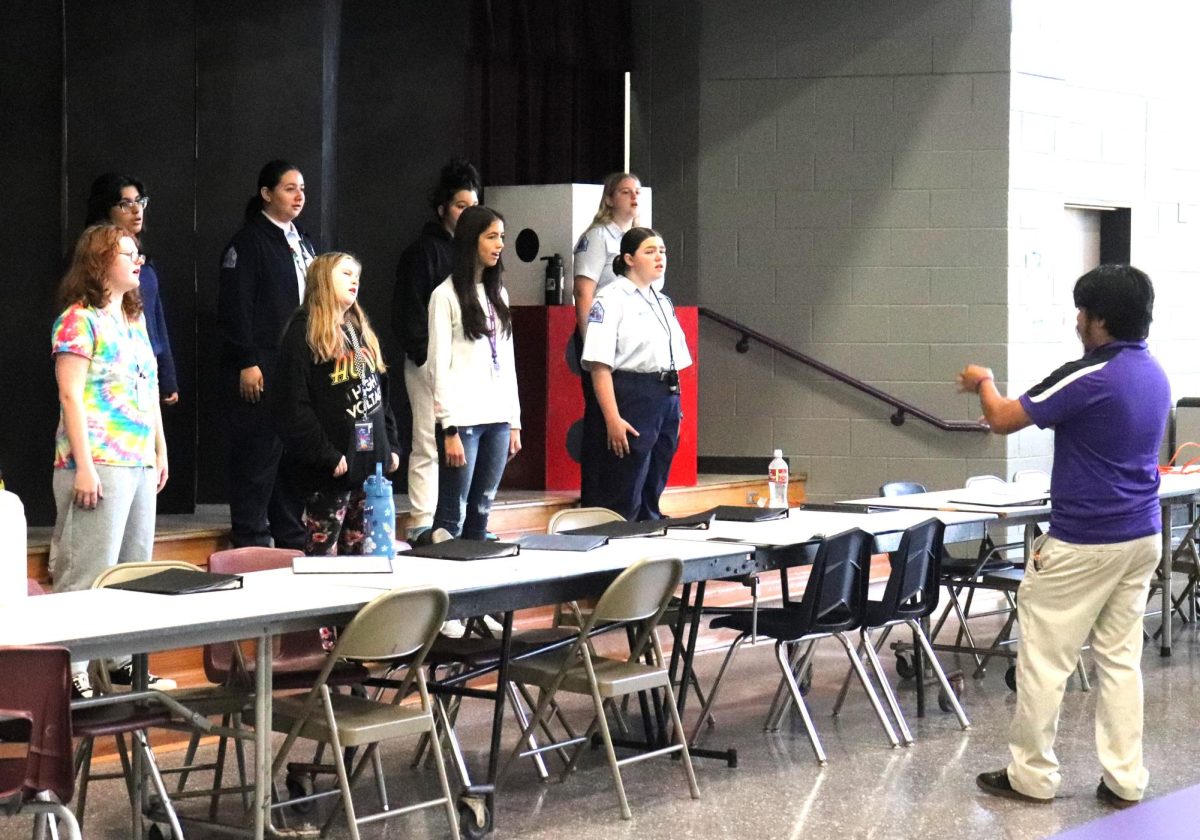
[698,307,989,433]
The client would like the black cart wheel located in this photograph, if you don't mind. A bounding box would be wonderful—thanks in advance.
[1005,665,1018,692]
[894,651,916,680]
[458,796,492,839]
[285,772,316,814]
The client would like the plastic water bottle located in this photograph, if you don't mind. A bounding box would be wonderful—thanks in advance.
[768,449,789,508]
[362,463,396,558]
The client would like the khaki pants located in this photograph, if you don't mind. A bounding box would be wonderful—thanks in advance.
[404,357,438,532]
[1007,533,1160,800]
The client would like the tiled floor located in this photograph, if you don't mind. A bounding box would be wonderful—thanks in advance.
[34,611,1200,840]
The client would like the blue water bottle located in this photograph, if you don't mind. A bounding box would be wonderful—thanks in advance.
[362,463,396,558]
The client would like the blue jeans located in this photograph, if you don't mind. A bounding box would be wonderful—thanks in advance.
[433,422,510,539]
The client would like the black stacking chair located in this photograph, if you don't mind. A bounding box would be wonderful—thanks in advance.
[881,480,1019,676]
[696,528,900,765]
[831,518,970,741]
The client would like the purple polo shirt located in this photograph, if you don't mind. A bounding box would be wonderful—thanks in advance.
[1018,340,1170,545]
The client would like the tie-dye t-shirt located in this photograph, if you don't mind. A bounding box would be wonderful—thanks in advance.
[52,303,158,468]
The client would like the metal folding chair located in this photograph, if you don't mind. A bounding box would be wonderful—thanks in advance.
[270,586,459,840]
[499,556,700,820]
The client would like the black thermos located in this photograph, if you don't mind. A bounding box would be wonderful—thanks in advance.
[542,253,565,305]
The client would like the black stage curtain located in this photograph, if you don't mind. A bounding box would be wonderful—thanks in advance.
[466,0,633,186]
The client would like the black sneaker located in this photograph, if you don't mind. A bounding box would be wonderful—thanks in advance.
[108,662,177,691]
[1096,779,1138,810]
[976,769,1053,804]
[71,672,94,700]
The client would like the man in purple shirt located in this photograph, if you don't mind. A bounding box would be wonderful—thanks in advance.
[957,265,1170,810]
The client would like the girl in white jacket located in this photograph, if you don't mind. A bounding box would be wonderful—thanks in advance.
[426,206,521,539]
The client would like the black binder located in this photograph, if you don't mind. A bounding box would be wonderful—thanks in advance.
[106,568,244,595]
[663,510,717,530]
[399,539,521,561]
[515,534,610,552]
[709,505,790,523]
[561,519,668,539]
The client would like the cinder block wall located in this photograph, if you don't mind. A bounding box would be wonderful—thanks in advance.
[687,0,1013,498]
[1006,2,1200,475]
[635,1,1200,497]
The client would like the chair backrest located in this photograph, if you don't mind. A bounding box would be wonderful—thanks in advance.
[590,556,683,625]
[548,507,623,534]
[334,586,448,664]
[792,528,873,635]
[0,647,74,806]
[204,548,304,683]
[875,518,945,623]
[1012,468,1049,485]
[879,481,927,497]
[965,474,1005,488]
[208,546,303,575]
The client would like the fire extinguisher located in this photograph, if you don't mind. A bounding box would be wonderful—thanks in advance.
[542,253,564,305]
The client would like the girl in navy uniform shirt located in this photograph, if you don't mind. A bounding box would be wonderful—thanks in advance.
[580,227,691,520]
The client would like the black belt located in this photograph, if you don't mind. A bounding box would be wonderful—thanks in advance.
[613,369,672,382]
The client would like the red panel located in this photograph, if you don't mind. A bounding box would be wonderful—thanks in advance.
[506,305,698,491]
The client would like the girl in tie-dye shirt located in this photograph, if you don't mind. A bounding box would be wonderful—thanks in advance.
[49,223,169,699]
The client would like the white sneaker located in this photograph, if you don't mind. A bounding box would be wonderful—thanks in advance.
[482,614,505,634]
[440,619,468,639]
[71,672,94,700]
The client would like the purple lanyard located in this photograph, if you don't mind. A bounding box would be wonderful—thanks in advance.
[486,300,500,371]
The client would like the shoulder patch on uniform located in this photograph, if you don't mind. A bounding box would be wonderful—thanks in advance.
[574,234,589,253]
[222,246,238,268]
[587,301,605,324]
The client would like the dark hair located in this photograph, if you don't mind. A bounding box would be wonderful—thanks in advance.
[1072,264,1154,341]
[58,223,143,318]
[84,172,145,226]
[450,206,510,340]
[611,227,661,277]
[429,158,482,216]
[244,159,301,221]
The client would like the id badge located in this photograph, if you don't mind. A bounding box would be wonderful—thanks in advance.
[134,374,152,411]
[354,421,375,452]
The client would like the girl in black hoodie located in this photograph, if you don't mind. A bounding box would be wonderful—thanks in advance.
[273,252,401,555]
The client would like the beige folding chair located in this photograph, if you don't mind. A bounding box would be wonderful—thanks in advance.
[269,586,458,840]
[499,556,700,820]
[547,507,624,627]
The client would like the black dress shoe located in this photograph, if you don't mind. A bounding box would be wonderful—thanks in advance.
[976,769,1053,804]
[1096,779,1138,810]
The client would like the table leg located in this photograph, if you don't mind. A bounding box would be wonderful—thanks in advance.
[1161,506,1172,657]
[255,632,272,839]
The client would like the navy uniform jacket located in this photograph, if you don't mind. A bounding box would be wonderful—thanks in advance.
[393,221,453,366]
[218,212,317,371]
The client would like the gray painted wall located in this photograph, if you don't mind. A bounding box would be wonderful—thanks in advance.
[636,0,1200,497]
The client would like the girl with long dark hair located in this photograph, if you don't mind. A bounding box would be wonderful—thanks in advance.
[426,205,521,539]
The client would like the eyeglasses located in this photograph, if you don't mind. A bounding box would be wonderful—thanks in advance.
[115,196,149,212]
[119,250,146,265]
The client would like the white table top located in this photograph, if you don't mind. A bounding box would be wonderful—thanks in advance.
[0,537,753,659]
[660,506,994,550]
[847,472,1200,521]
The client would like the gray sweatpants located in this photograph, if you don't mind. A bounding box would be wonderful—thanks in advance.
[49,464,157,674]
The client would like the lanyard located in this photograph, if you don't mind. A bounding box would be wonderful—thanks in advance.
[641,288,676,372]
[343,323,366,379]
[486,299,500,371]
